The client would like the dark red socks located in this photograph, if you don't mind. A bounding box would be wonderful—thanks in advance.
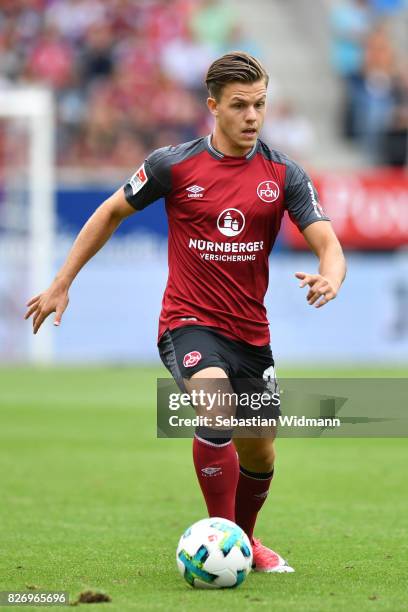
[193,436,274,540]
[234,465,274,542]
[192,435,239,521]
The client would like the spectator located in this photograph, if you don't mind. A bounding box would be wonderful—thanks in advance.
[359,23,396,161]
[381,62,408,165]
[191,0,236,51]
[0,19,26,82]
[46,0,106,43]
[262,100,315,163]
[330,0,374,139]
[80,22,115,86]
[110,131,146,168]
[143,0,194,54]
[160,29,215,90]
[25,25,74,89]
[220,24,262,58]
[12,0,44,47]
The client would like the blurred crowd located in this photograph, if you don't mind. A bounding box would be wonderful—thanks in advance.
[331,0,408,166]
[0,0,332,170]
[1,0,406,169]
[0,0,257,167]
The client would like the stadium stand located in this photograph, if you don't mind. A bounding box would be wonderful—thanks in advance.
[235,0,407,168]
[0,0,406,170]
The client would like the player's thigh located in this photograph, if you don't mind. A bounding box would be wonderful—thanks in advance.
[232,331,277,460]
[188,366,228,381]
[159,327,230,376]
[231,341,280,439]
[158,327,235,417]
[185,367,237,419]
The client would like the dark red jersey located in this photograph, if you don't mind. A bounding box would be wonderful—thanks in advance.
[124,136,329,346]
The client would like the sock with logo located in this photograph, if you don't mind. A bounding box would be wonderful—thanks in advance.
[192,432,239,522]
[234,465,274,542]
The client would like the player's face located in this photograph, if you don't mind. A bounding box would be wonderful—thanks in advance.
[208,80,268,156]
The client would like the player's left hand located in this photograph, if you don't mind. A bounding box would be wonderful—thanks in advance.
[295,272,339,308]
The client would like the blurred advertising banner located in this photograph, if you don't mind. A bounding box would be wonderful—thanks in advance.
[285,170,408,250]
[2,239,407,363]
[46,251,407,364]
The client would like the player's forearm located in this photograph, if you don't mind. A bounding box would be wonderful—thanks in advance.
[54,205,122,288]
[318,241,346,291]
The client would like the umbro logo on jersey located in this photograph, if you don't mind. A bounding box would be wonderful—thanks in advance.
[186,185,205,198]
[201,467,222,476]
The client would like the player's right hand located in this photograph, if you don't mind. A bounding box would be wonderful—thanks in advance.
[24,281,69,334]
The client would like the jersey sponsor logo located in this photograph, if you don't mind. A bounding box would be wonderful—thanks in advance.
[257,180,280,203]
[129,163,148,196]
[188,238,263,263]
[217,208,246,237]
[183,350,202,368]
[189,238,264,252]
[186,184,205,198]
[307,181,324,218]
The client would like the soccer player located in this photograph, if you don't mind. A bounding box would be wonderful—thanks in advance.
[25,52,346,573]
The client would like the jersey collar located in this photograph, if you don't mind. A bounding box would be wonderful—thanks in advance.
[206,134,258,161]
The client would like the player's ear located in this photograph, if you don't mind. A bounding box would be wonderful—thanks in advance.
[207,97,218,116]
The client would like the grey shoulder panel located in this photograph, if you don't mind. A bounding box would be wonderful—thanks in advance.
[257,140,291,166]
[147,137,207,189]
[124,137,206,211]
[258,141,330,230]
[284,157,330,230]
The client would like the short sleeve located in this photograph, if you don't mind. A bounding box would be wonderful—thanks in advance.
[285,160,330,231]
[123,146,172,210]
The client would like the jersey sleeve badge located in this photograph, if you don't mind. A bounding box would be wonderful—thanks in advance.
[129,163,148,195]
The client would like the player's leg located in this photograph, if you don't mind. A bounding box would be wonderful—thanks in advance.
[231,348,295,573]
[233,435,276,542]
[185,366,239,522]
[232,353,278,542]
[158,327,239,521]
[234,434,293,572]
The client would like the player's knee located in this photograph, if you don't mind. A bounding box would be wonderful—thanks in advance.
[237,440,275,472]
[252,445,275,471]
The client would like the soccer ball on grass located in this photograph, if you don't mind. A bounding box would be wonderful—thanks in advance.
[176,517,252,589]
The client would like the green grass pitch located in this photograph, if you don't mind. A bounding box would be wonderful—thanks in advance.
[1,366,407,611]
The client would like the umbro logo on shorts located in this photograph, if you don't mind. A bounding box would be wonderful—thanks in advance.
[183,350,202,368]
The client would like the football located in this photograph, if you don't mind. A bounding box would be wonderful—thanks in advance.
[176,517,253,589]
